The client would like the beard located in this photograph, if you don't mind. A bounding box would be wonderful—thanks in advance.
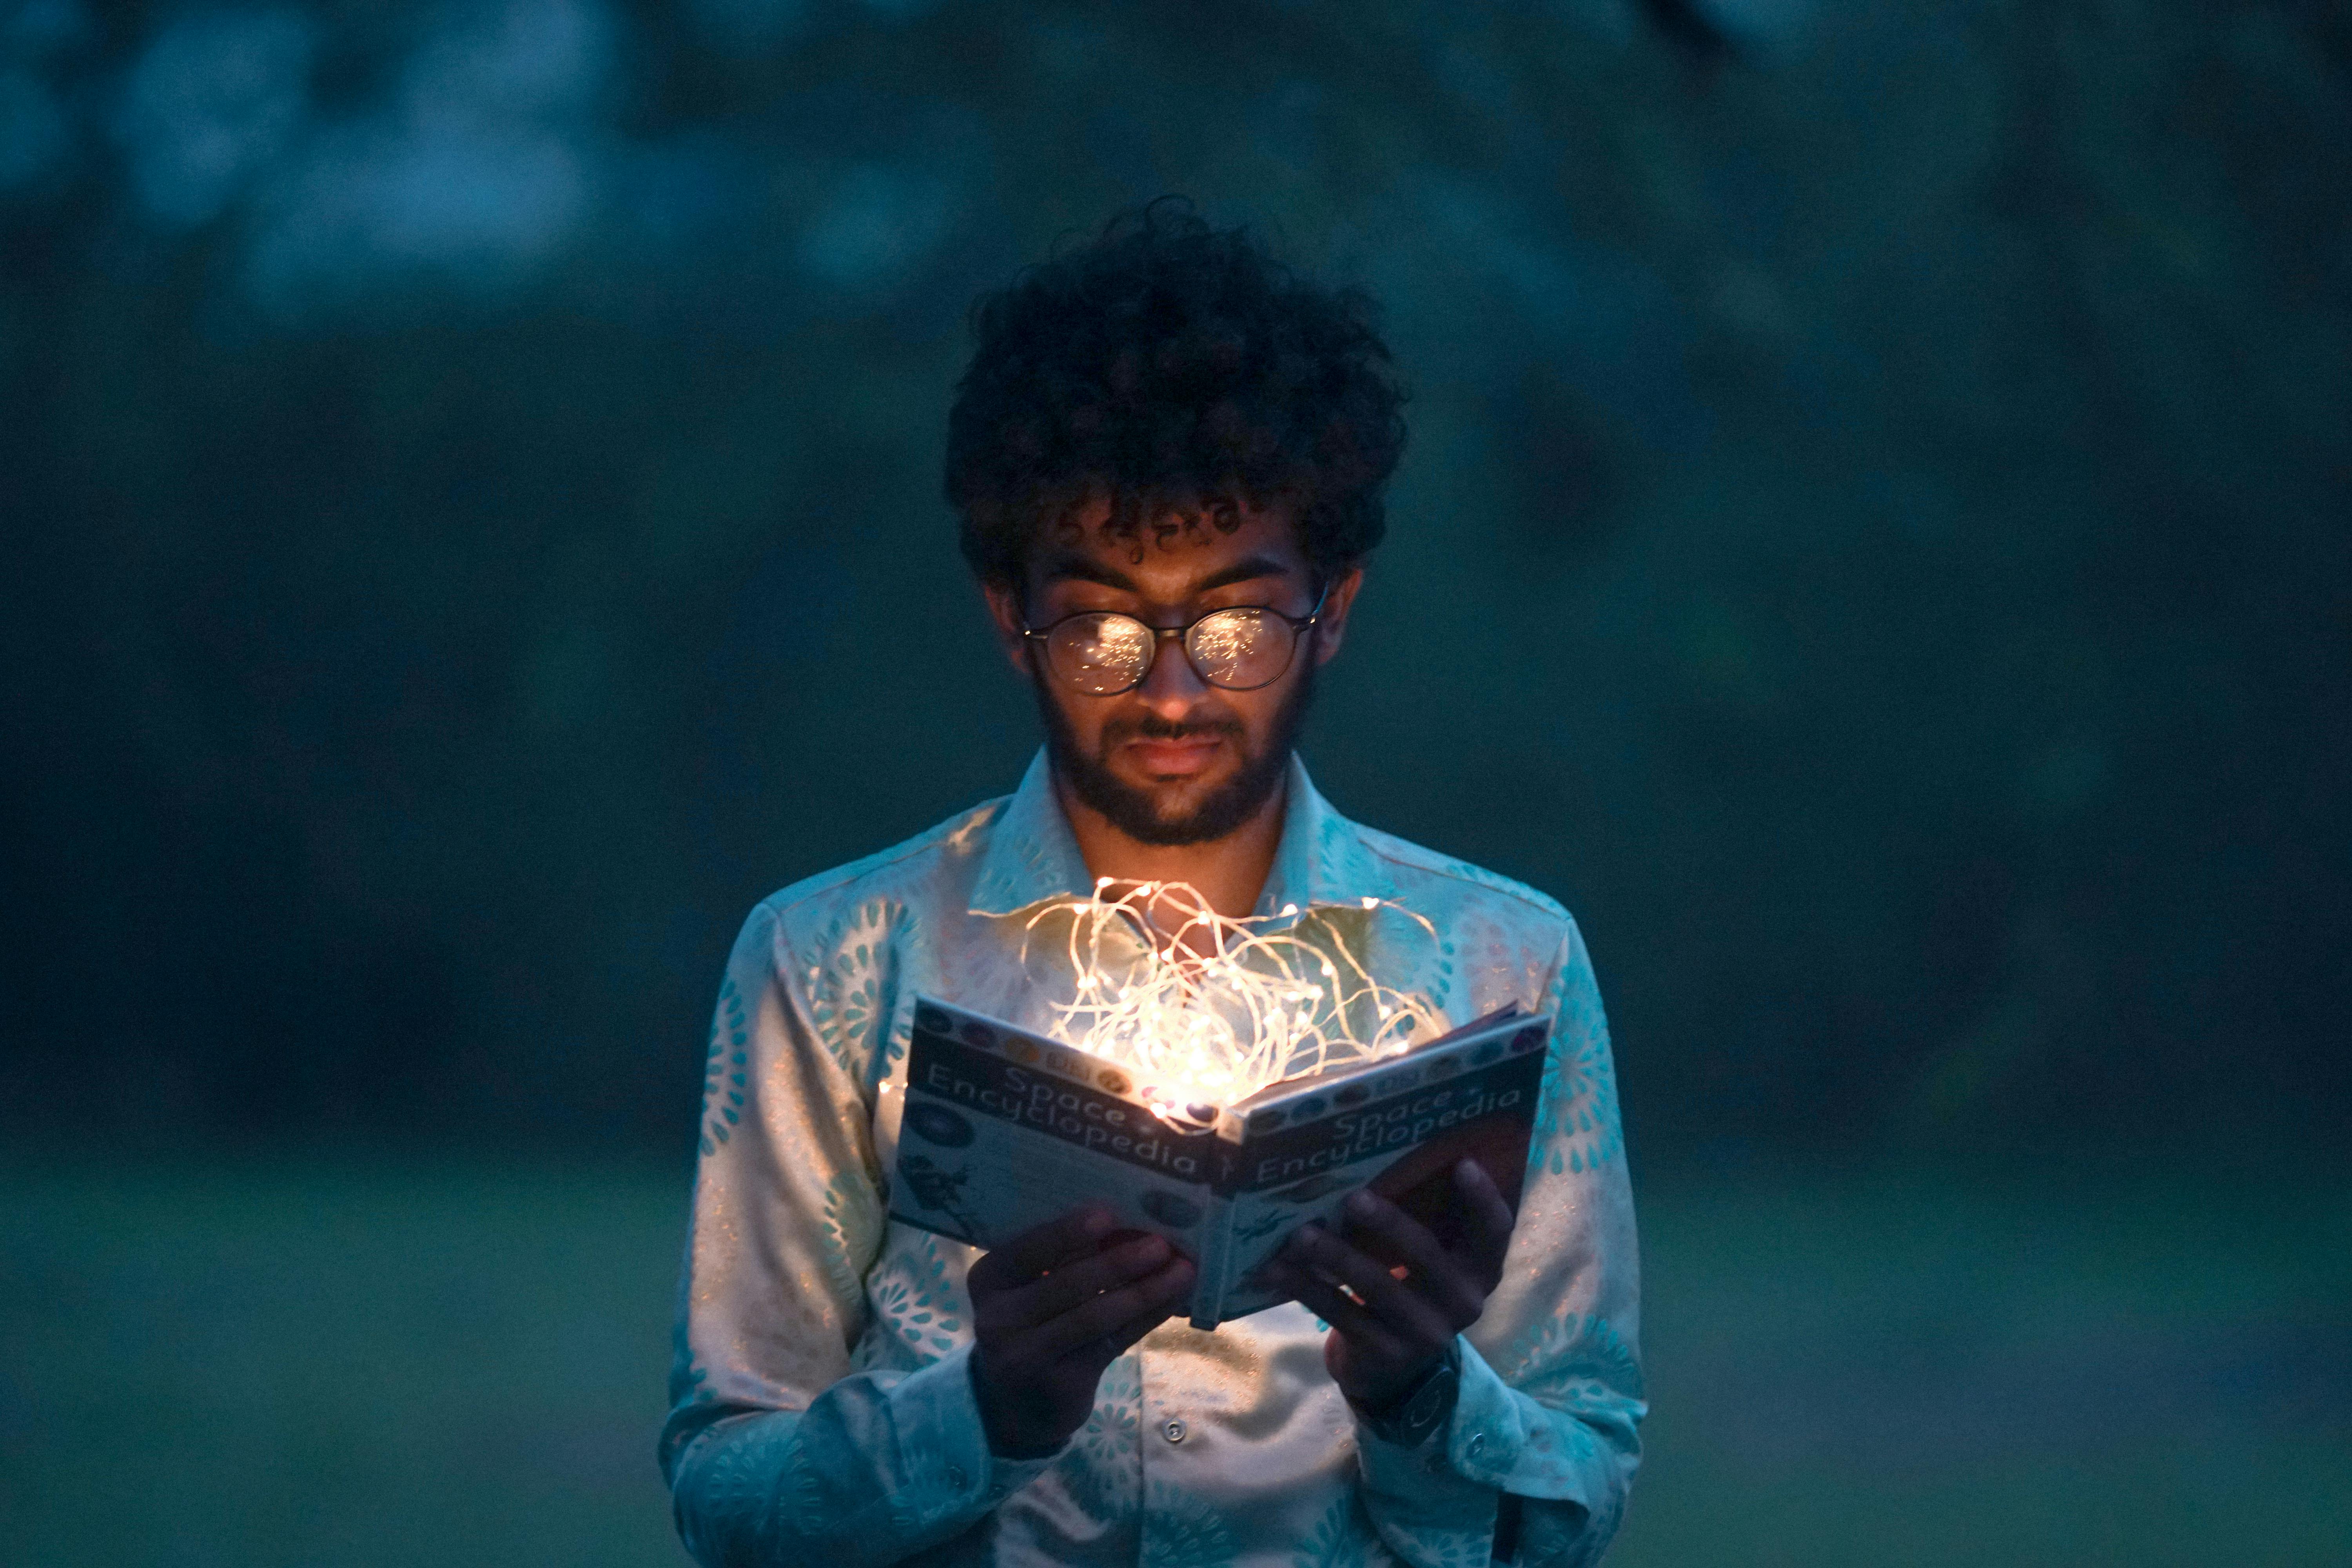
[1034,656,1318,848]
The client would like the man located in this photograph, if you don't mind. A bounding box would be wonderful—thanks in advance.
[661,207,1643,1568]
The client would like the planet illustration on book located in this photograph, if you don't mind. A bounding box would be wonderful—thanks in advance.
[1138,1191,1204,1229]
[902,1104,976,1148]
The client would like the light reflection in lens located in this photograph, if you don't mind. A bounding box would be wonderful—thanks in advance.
[1057,613,1155,693]
[1042,606,1301,693]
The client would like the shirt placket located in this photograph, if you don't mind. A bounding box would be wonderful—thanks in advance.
[1136,1339,1193,1555]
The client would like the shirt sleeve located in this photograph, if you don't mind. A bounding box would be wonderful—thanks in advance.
[1353,921,1646,1568]
[658,902,1056,1566]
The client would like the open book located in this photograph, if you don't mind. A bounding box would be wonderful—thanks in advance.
[888,994,1551,1328]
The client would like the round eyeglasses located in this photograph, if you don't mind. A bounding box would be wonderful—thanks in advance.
[1022,584,1329,696]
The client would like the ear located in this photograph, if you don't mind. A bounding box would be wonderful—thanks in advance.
[981,578,1035,676]
[1308,566,1366,665]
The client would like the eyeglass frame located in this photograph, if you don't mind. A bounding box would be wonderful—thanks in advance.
[1018,580,1332,696]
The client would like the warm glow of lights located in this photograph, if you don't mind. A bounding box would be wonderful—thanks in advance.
[1020,881,1442,1123]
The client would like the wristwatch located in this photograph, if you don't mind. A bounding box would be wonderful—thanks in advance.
[1358,1345,1459,1448]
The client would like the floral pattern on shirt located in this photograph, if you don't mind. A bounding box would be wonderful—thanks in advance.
[698,977,750,1156]
[1531,942,1624,1178]
[865,1229,969,1366]
[804,895,912,1087]
[1142,1477,1240,1568]
[1294,1493,1385,1568]
[819,1169,885,1317]
[1065,1357,1144,1518]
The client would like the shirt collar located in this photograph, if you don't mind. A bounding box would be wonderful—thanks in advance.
[1252,753,1395,918]
[967,749,1096,916]
[967,749,1395,919]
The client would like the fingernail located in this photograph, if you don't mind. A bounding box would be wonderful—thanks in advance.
[1345,1190,1378,1218]
[1082,1208,1113,1236]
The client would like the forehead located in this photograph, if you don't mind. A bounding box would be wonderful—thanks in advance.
[1029,501,1309,595]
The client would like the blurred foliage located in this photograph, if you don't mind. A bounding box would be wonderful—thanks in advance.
[2,0,2347,1155]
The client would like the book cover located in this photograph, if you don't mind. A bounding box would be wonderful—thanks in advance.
[887,995,1550,1328]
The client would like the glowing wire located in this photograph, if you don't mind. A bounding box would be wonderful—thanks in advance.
[1018,882,1442,1122]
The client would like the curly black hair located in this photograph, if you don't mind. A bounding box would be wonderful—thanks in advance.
[946,201,1408,587]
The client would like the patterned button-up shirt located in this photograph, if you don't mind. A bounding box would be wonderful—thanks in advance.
[661,751,1643,1568]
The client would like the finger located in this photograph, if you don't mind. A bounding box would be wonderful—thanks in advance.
[1034,1254,1193,1360]
[1279,1222,1439,1354]
[1344,1188,1486,1327]
[1245,1254,1301,1304]
[1066,1279,1190,1374]
[1027,1254,1194,1361]
[980,1242,1181,1387]
[978,1231,1172,1332]
[968,1203,1116,1297]
[1279,1264,1409,1360]
[1250,1254,1297,1298]
[1454,1158,1519,1286]
[1286,1223,1454,1348]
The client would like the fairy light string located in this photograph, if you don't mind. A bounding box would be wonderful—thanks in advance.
[1019,878,1443,1123]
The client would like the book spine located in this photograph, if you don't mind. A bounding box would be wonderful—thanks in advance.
[1187,1192,1234,1330]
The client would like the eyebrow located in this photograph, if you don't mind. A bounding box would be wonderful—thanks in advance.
[1038,554,1297,597]
[1038,557,1138,591]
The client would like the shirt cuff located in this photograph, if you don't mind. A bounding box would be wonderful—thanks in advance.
[1450,1334,1612,1510]
[1353,1339,1501,1564]
[1445,1334,1528,1486]
[889,1343,1062,1512]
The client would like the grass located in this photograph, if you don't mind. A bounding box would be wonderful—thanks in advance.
[2,1153,2343,1566]
[0,1155,693,1568]
[1609,1165,2352,1567]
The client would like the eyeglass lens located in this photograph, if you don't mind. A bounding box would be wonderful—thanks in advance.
[1046,609,1298,695]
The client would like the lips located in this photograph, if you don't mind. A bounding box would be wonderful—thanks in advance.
[1127,736,1221,776]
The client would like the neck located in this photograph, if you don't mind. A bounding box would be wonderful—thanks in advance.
[1053,770,1290,926]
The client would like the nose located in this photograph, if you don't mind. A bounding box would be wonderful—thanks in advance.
[1136,625,1209,716]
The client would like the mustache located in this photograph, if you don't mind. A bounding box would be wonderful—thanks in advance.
[1101,712,1246,746]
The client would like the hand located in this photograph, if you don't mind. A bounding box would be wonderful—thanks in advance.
[966,1203,1196,1457]
[1256,1160,1516,1413]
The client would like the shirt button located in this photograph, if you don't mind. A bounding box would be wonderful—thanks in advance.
[1161,1418,1188,1444]
[1465,1433,1485,1459]
[947,1465,968,1488]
